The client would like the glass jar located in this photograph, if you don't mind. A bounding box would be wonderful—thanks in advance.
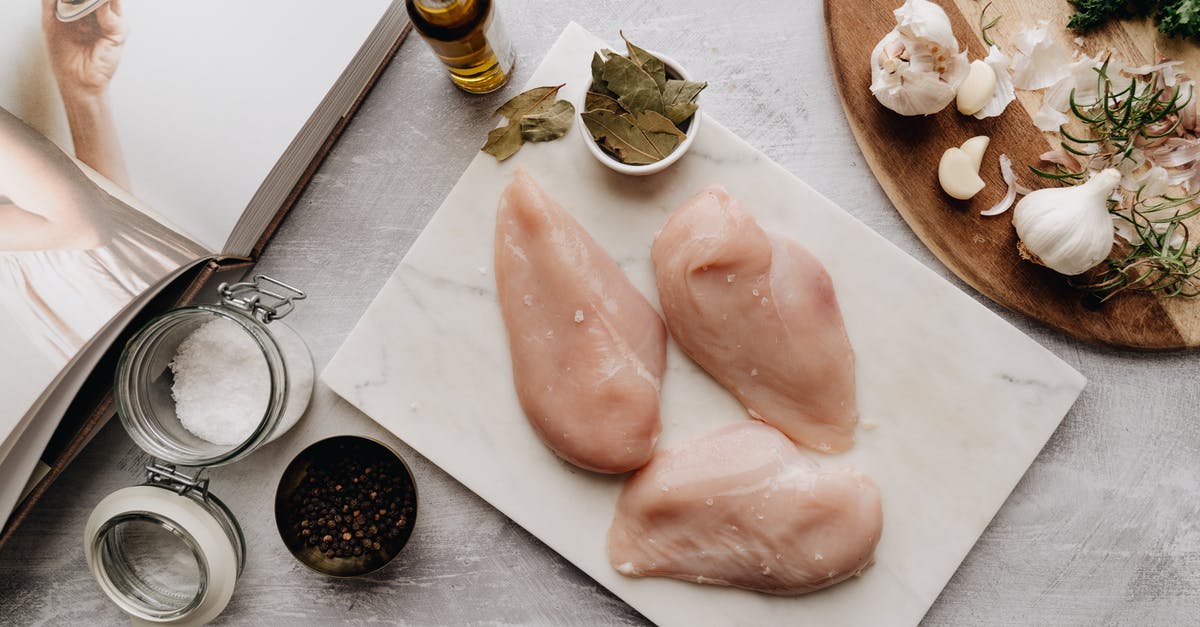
[84,466,245,625]
[114,276,314,466]
[407,0,515,94]
[85,276,311,625]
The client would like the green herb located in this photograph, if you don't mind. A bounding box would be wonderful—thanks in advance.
[582,35,706,166]
[1065,0,1200,40]
[482,84,576,161]
[1073,189,1200,301]
[1032,62,1200,300]
[1035,60,1191,179]
[979,2,1002,47]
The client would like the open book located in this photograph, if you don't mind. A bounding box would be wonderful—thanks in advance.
[0,0,411,529]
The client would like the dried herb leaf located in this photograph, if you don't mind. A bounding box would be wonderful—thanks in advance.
[520,99,576,142]
[620,32,666,91]
[662,79,707,124]
[590,51,617,97]
[584,91,625,114]
[482,84,573,161]
[495,84,563,119]
[482,125,524,161]
[627,109,685,156]
[602,53,665,115]
[582,109,684,165]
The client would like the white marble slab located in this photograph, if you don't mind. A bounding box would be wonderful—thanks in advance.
[322,22,1086,627]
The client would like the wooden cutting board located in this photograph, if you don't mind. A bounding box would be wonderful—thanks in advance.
[825,0,1200,350]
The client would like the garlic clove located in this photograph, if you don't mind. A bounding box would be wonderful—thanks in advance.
[938,147,985,200]
[956,60,997,116]
[959,135,990,172]
[973,46,1016,119]
[1013,168,1122,275]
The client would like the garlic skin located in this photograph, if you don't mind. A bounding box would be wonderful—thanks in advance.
[1013,169,1121,276]
[870,0,969,116]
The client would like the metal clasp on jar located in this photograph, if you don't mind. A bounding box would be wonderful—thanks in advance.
[218,275,306,323]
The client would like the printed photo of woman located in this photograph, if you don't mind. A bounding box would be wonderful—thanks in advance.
[0,0,203,367]
[0,108,203,366]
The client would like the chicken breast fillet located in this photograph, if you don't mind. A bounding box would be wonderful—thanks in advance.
[495,169,666,474]
[607,421,882,595]
[651,187,859,453]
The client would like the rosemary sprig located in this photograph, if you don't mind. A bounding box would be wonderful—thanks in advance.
[979,2,1001,47]
[1072,189,1200,302]
[1032,62,1200,301]
[1031,61,1191,180]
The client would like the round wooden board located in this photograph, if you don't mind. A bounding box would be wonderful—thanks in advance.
[824,0,1200,350]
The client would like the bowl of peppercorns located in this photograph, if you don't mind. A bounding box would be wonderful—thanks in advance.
[275,435,418,577]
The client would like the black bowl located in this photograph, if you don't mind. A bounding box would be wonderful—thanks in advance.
[275,435,418,577]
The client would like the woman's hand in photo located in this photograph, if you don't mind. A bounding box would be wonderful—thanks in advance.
[42,0,127,99]
[41,0,131,189]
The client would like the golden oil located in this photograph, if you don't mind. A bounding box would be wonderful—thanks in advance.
[406,0,515,94]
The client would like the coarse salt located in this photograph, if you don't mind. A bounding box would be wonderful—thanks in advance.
[170,318,270,445]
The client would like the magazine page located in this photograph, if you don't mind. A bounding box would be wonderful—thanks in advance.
[0,108,207,452]
[0,0,394,252]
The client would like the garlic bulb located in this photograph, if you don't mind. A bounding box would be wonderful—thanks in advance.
[1013,169,1121,276]
[870,0,969,116]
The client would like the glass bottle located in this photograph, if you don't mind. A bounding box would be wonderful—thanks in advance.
[406,0,515,94]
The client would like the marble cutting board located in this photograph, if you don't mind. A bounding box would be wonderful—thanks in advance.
[323,22,1086,627]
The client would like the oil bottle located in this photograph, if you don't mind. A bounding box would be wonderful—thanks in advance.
[406,0,515,94]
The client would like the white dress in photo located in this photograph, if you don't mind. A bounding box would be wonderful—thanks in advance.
[0,194,203,366]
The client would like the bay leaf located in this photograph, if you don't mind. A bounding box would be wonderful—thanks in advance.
[664,102,699,126]
[602,53,665,115]
[584,91,625,114]
[519,99,576,142]
[482,124,523,161]
[482,84,572,161]
[620,32,666,91]
[582,109,683,166]
[627,109,685,157]
[662,78,707,124]
[495,84,563,119]
[590,52,617,97]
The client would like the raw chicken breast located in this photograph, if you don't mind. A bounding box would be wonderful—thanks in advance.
[495,169,666,474]
[607,421,882,595]
[651,187,859,453]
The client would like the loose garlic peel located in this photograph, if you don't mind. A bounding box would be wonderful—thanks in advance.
[938,136,989,200]
[1013,169,1121,276]
[956,60,997,116]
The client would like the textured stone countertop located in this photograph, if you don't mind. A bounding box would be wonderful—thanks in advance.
[2,1,1197,625]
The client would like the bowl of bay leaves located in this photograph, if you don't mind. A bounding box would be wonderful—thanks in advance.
[581,35,706,176]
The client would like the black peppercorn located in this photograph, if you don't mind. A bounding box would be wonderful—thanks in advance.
[284,438,417,562]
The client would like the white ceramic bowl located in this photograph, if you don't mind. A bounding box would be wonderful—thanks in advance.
[580,51,701,176]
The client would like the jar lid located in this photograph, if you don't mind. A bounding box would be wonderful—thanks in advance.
[84,483,244,625]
